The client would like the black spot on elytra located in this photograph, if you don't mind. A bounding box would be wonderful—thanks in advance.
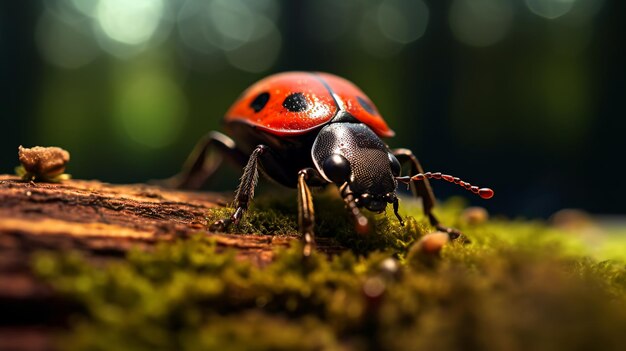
[250,92,270,112]
[283,92,308,112]
[357,96,376,115]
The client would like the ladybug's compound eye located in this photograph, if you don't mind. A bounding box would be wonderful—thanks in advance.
[323,154,352,184]
[389,153,401,176]
[250,92,270,112]
[283,92,308,112]
[357,96,376,115]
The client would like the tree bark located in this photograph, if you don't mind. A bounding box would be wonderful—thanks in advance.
[0,175,341,350]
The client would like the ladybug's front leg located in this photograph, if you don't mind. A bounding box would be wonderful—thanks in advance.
[392,148,462,239]
[297,168,321,257]
[209,145,269,232]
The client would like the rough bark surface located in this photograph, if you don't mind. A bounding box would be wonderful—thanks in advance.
[0,175,341,350]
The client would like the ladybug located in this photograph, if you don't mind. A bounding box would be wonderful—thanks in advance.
[164,72,493,255]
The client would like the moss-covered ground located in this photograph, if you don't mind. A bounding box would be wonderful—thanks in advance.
[33,191,626,350]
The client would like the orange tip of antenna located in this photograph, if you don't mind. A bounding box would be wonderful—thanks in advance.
[478,188,494,199]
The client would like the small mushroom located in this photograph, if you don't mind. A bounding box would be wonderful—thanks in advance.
[407,232,450,268]
[17,145,71,182]
[414,232,449,255]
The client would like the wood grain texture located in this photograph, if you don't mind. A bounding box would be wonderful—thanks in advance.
[0,175,341,350]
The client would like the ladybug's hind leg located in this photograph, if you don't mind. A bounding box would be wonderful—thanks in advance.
[392,148,462,240]
[159,131,247,189]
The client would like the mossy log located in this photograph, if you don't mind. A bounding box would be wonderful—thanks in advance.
[0,175,341,350]
[0,175,316,260]
[4,174,626,351]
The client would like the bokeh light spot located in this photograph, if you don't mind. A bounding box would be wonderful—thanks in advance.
[209,0,256,50]
[449,0,514,47]
[96,0,164,45]
[114,73,187,149]
[358,9,404,58]
[225,20,281,73]
[178,0,220,55]
[43,0,88,26]
[176,0,279,72]
[526,0,577,19]
[69,0,98,17]
[377,0,429,44]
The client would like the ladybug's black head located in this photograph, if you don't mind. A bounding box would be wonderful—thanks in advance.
[312,123,401,214]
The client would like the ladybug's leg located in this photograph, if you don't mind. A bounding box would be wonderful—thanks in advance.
[209,145,270,232]
[340,184,370,235]
[160,131,247,189]
[297,168,322,257]
[392,148,462,239]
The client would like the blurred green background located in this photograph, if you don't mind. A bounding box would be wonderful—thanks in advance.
[1,0,624,218]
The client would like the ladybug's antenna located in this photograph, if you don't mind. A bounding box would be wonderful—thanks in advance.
[396,172,494,199]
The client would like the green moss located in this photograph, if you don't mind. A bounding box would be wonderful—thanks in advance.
[205,189,429,254]
[33,196,626,351]
[205,206,299,236]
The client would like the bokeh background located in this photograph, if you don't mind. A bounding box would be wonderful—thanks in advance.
[1,0,624,218]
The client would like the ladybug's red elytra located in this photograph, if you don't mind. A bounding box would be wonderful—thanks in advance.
[225,72,394,138]
[163,72,493,256]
